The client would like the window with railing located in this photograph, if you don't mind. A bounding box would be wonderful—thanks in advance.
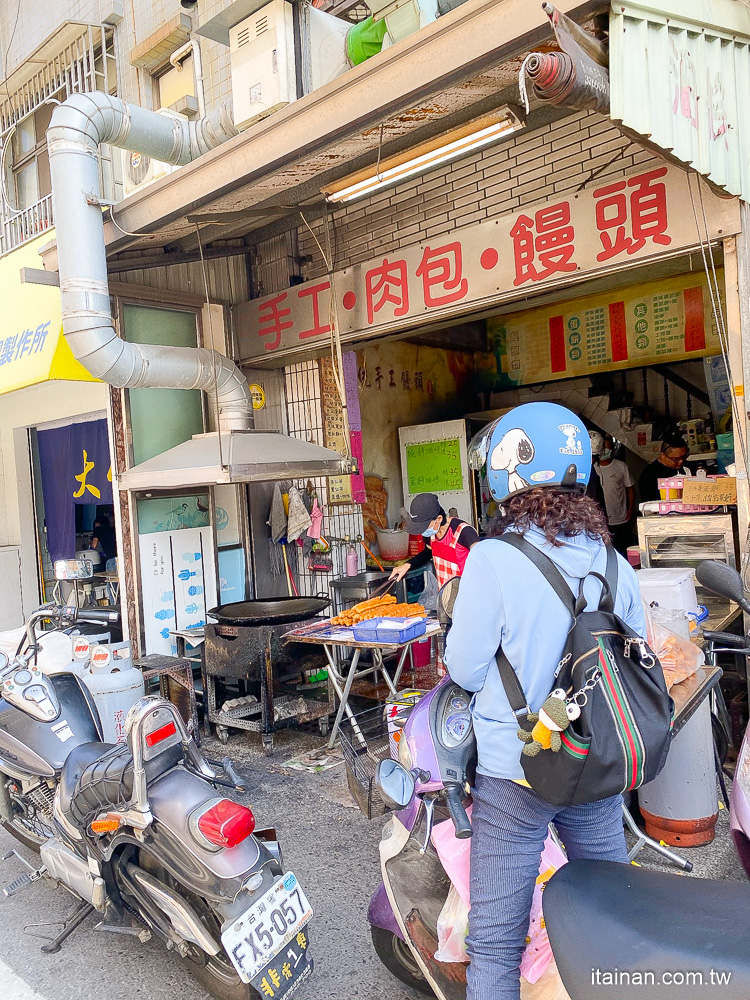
[0,24,117,257]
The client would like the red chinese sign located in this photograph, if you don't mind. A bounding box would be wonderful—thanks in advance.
[510,203,577,286]
[235,164,739,364]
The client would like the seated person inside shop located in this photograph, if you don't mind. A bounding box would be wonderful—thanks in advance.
[389,492,479,588]
[637,433,690,504]
[92,511,117,566]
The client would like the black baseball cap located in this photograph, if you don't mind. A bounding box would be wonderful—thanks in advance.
[405,493,443,534]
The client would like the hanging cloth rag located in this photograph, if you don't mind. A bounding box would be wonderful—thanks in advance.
[268,483,288,544]
[307,498,324,540]
[286,486,312,542]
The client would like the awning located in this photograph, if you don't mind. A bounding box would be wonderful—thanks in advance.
[610,0,750,202]
[0,231,99,395]
[39,0,606,272]
[117,430,357,491]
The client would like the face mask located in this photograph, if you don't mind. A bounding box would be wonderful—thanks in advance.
[601,448,613,461]
[422,527,438,538]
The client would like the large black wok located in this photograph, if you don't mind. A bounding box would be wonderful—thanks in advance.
[207,596,330,626]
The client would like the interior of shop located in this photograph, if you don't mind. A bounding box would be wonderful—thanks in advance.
[176,241,740,814]
[28,415,117,605]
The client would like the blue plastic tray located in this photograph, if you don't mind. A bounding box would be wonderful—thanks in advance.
[352,616,427,644]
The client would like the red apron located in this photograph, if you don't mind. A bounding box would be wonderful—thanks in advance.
[430,522,471,588]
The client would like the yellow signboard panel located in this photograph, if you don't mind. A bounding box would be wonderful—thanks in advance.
[0,230,99,395]
[482,272,723,390]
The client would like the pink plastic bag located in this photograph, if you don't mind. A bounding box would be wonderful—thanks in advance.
[522,837,568,983]
[431,809,567,983]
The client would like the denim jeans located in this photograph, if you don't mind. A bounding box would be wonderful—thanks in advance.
[466,774,628,1000]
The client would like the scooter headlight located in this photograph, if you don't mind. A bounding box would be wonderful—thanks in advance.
[398,735,413,771]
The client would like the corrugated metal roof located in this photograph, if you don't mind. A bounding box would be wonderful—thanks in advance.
[610,0,750,201]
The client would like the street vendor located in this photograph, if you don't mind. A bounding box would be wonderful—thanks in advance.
[389,492,479,588]
[638,432,690,504]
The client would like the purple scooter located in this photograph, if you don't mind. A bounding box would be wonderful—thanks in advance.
[368,577,474,998]
[367,566,750,1000]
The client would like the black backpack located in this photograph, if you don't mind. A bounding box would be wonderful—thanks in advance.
[495,534,673,807]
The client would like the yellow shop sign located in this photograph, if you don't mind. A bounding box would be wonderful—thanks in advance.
[0,231,98,395]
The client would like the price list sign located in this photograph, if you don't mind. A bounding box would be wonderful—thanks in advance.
[487,271,722,389]
[405,439,464,495]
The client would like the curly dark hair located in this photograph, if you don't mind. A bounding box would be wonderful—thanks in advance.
[488,488,611,547]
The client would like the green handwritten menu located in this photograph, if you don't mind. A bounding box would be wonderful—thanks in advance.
[406,439,464,494]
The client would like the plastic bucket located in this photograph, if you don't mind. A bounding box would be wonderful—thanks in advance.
[408,534,425,557]
[411,635,432,668]
[626,546,641,568]
[375,527,409,560]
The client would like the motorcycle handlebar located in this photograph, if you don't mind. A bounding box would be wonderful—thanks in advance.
[444,783,472,839]
[77,608,121,624]
[703,630,747,648]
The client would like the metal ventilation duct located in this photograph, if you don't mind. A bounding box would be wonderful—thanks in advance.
[48,92,353,486]
[117,431,356,491]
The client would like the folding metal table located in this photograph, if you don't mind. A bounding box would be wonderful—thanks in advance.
[286,620,441,749]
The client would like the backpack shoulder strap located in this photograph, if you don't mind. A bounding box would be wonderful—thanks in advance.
[496,533,576,616]
[599,544,619,612]
[495,647,532,724]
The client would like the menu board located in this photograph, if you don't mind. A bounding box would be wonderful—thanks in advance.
[320,356,353,504]
[405,439,464,494]
[485,272,723,389]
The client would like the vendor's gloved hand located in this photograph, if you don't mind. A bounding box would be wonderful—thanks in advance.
[389,563,409,583]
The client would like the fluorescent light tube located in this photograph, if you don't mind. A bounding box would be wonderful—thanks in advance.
[324,108,524,204]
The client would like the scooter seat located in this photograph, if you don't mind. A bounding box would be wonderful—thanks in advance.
[543,859,750,1000]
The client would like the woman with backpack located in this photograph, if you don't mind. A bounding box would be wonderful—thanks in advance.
[445,402,662,1000]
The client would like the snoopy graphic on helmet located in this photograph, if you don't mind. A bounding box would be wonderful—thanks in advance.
[489,427,535,494]
[559,423,583,456]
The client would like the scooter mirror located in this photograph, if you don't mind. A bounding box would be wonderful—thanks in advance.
[376,758,416,810]
[437,576,461,628]
[696,560,750,612]
[54,558,94,581]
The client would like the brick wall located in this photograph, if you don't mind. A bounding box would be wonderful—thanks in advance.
[295,111,662,282]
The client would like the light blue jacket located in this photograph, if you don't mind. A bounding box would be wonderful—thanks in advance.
[444,526,646,780]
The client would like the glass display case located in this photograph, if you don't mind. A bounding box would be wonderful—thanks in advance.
[637,514,737,623]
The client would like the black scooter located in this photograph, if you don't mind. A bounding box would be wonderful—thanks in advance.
[0,602,313,1000]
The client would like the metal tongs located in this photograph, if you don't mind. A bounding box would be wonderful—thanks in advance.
[369,577,397,599]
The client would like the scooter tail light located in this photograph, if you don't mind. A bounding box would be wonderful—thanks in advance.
[196,799,255,848]
[145,720,177,747]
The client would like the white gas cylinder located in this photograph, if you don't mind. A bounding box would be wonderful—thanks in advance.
[82,642,144,743]
[48,632,111,677]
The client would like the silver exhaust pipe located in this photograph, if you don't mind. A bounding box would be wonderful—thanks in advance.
[125,862,221,955]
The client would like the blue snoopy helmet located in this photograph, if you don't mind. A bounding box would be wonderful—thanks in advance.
[476,402,591,503]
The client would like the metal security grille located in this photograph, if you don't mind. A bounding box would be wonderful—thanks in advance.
[0,24,117,256]
[284,360,364,598]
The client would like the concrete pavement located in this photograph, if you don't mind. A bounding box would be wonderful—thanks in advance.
[0,726,745,1000]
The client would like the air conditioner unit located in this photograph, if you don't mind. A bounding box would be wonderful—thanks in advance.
[230,1,351,130]
[120,108,187,198]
